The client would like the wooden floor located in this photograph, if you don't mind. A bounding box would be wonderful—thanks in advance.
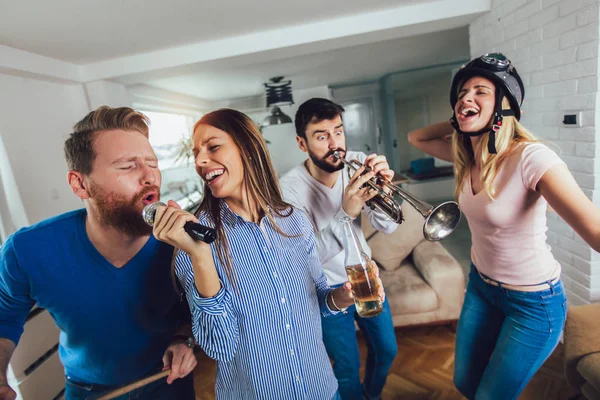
[192,325,575,400]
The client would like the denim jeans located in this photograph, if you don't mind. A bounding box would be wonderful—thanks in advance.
[454,264,567,400]
[322,296,397,400]
[64,366,195,400]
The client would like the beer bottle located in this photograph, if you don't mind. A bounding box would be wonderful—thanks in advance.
[341,216,383,318]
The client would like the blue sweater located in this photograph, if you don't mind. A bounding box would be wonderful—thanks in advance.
[0,209,186,385]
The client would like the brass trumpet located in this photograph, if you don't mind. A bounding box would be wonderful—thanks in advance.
[333,151,461,241]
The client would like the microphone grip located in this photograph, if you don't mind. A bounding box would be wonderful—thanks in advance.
[183,222,217,244]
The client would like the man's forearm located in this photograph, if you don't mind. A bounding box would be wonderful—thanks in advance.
[0,339,16,384]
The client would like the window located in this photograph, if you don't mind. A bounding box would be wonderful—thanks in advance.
[141,111,203,211]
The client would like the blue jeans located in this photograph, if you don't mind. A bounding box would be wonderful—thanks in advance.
[322,296,397,400]
[64,366,195,400]
[454,264,567,400]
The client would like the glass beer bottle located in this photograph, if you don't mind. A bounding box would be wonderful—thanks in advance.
[341,216,383,318]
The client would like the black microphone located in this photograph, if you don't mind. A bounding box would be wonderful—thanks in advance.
[142,202,217,244]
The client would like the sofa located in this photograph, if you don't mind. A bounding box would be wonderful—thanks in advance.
[564,303,600,399]
[361,203,465,328]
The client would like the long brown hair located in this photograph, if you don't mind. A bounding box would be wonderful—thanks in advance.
[452,97,538,200]
[192,109,293,283]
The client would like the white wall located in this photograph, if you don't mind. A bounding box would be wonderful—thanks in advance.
[470,0,600,305]
[0,133,28,241]
[0,75,147,230]
[85,80,133,109]
[0,73,90,226]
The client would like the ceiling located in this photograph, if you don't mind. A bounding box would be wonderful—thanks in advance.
[1,0,489,105]
[0,0,430,63]
[140,27,470,101]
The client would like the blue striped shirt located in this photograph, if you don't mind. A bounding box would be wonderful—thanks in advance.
[175,203,339,400]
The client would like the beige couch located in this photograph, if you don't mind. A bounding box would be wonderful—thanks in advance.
[362,204,465,328]
[564,303,600,399]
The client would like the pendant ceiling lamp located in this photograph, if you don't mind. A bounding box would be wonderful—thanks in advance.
[260,76,294,129]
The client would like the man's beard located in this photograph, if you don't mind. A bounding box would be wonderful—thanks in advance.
[308,147,346,173]
[89,184,160,237]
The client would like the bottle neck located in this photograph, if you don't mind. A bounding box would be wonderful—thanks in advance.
[341,217,368,265]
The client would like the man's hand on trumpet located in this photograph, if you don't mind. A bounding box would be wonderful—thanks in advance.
[343,165,377,218]
[363,153,394,183]
[343,153,394,218]
[364,153,394,195]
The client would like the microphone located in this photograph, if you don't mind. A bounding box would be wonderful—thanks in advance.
[142,202,217,244]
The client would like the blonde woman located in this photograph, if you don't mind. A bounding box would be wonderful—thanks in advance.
[408,53,600,399]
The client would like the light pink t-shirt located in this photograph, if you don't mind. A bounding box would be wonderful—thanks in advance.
[458,143,565,285]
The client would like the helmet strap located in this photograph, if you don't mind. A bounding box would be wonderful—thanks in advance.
[487,87,507,154]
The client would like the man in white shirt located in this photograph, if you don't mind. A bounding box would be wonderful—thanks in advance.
[280,98,399,400]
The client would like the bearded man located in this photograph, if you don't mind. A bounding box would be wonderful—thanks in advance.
[0,107,196,400]
[280,98,399,400]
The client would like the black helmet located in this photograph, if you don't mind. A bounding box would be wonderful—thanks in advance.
[450,53,525,119]
[449,53,525,154]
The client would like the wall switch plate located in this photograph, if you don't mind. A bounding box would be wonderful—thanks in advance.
[562,111,583,127]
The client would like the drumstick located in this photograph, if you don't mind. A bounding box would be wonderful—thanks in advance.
[96,369,171,400]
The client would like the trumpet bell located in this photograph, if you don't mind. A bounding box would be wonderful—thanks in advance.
[423,201,461,241]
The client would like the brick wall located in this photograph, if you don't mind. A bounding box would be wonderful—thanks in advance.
[469,0,600,305]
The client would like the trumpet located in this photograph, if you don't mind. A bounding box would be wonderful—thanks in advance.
[333,151,461,241]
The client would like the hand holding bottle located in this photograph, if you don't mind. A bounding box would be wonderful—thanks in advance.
[332,260,385,311]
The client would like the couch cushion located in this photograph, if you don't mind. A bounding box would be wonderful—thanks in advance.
[565,303,600,393]
[364,204,425,271]
[582,382,600,400]
[577,352,600,395]
[380,259,438,314]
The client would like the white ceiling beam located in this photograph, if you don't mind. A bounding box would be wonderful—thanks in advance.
[113,13,476,87]
[128,85,214,109]
[82,0,491,82]
[0,44,84,83]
